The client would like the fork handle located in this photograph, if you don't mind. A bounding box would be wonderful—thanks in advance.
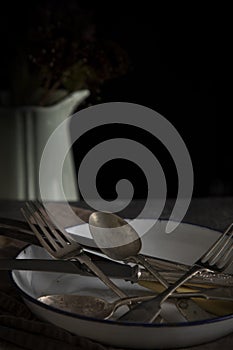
[118,264,202,323]
[75,252,128,299]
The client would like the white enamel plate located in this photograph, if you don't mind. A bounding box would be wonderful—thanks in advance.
[11,220,233,349]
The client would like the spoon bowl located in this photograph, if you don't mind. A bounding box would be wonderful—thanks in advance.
[88,211,141,260]
[89,211,168,287]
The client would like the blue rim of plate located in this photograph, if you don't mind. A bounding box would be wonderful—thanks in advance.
[9,219,233,328]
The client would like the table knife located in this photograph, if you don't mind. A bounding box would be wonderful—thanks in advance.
[2,259,233,304]
[1,258,233,288]
[1,219,233,287]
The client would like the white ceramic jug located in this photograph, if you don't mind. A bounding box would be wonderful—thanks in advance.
[0,90,90,200]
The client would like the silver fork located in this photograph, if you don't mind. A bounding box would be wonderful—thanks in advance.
[21,202,128,299]
[118,222,233,323]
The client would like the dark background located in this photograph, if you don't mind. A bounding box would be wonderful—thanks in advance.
[0,1,231,199]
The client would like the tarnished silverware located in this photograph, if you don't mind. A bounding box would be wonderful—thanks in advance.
[0,223,233,287]
[118,223,233,322]
[1,219,233,287]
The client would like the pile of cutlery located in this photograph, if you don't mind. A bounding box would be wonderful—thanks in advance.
[0,202,233,323]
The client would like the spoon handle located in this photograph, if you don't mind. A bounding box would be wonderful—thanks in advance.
[76,253,128,299]
[131,254,169,288]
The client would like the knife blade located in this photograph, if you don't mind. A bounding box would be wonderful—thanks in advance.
[0,258,141,281]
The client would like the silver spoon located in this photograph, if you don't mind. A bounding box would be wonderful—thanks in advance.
[38,293,155,320]
[88,211,169,287]
[37,293,215,322]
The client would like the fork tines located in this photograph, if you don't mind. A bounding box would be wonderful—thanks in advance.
[21,201,75,257]
[201,223,233,271]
